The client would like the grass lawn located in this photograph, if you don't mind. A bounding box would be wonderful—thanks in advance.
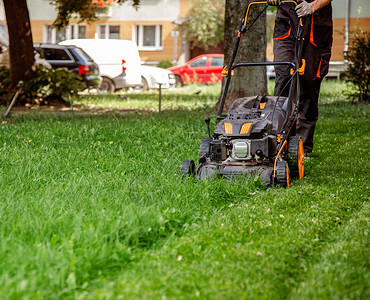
[0,81,368,299]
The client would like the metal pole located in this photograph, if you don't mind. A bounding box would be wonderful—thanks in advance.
[158,83,162,113]
[4,88,22,119]
[344,0,351,59]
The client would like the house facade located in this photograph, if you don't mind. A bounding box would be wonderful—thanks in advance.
[331,0,370,61]
[0,0,193,65]
[0,0,369,65]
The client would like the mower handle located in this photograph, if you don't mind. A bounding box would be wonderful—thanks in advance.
[217,0,303,120]
[244,1,298,27]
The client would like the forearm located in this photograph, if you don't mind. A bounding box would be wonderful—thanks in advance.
[310,0,331,12]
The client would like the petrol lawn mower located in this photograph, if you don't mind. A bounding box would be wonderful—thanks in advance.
[180,1,305,187]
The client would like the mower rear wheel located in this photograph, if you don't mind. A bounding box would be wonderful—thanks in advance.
[287,136,304,179]
[276,160,290,187]
[180,159,195,177]
[199,137,212,162]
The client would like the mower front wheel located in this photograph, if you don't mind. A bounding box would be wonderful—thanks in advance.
[275,160,290,187]
[199,137,212,162]
[180,159,195,177]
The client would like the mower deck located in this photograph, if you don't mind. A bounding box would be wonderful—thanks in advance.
[196,162,274,185]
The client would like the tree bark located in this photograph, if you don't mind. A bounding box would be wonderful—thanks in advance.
[217,0,267,112]
[3,0,35,83]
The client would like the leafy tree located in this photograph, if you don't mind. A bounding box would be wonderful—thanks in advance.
[51,0,140,28]
[183,0,225,50]
[2,0,140,85]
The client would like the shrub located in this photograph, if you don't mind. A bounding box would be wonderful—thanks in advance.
[0,65,87,106]
[157,60,173,69]
[21,65,86,104]
[0,66,12,104]
[344,31,369,103]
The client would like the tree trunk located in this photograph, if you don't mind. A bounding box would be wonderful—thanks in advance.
[3,0,35,83]
[217,0,267,112]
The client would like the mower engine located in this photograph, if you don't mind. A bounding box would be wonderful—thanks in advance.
[231,139,252,160]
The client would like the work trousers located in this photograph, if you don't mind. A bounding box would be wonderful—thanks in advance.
[273,2,333,153]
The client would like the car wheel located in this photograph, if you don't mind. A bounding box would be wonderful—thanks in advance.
[175,75,183,86]
[141,76,149,91]
[99,77,115,93]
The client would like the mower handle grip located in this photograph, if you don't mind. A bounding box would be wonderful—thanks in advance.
[231,61,296,71]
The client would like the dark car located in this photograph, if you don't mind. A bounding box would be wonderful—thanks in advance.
[34,43,102,89]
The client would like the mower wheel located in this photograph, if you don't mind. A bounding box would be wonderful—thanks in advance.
[180,159,195,177]
[199,137,212,162]
[287,136,304,179]
[275,160,290,187]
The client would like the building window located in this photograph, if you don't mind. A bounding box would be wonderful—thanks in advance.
[71,25,86,39]
[133,25,163,50]
[44,24,86,43]
[97,25,120,39]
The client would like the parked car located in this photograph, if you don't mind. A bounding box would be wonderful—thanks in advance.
[266,60,276,80]
[168,54,276,85]
[168,54,224,85]
[34,43,101,89]
[140,65,176,90]
[60,39,142,93]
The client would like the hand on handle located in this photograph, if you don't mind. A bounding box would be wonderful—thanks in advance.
[295,0,314,17]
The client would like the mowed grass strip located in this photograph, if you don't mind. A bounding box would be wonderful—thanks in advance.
[0,81,368,299]
[74,84,221,112]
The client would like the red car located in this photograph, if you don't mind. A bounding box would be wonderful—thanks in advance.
[168,54,224,85]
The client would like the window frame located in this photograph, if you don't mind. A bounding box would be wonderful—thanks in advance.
[96,24,121,39]
[133,24,163,51]
[43,24,86,43]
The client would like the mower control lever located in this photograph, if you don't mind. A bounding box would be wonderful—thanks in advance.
[204,117,211,138]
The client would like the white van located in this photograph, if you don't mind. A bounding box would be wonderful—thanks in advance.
[59,39,142,92]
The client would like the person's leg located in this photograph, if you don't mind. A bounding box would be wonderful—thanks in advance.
[296,77,322,153]
[273,38,295,97]
[273,4,299,97]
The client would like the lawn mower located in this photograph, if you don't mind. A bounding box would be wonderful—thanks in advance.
[180,1,305,187]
